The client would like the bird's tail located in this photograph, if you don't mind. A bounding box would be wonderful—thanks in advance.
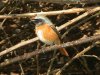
[59,47,69,56]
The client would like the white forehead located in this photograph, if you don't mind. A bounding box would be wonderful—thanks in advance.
[34,15,53,25]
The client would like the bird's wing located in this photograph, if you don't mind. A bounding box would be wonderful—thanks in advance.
[49,24,62,41]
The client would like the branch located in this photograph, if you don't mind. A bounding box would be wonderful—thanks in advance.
[56,44,96,75]
[30,0,100,4]
[82,55,100,61]
[0,34,100,67]
[57,6,100,31]
[0,37,39,56]
[0,8,86,19]
[0,7,100,57]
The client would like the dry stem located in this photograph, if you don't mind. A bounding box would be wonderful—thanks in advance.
[0,34,100,67]
[0,8,86,19]
[0,7,100,57]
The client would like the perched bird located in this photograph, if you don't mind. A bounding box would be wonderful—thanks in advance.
[30,15,69,56]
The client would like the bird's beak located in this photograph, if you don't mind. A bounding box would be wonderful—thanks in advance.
[29,19,38,24]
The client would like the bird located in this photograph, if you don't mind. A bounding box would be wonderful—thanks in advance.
[30,15,69,56]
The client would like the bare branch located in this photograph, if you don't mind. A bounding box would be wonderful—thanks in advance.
[30,0,100,4]
[0,8,86,19]
[0,37,39,56]
[82,55,100,61]
[0,7,100,57]
[57,6,100,31]
[56,44,96,75]
[0,34,100,67]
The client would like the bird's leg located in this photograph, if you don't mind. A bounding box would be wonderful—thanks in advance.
[42,44,47,54]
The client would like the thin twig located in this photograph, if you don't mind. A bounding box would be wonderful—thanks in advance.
[36,41,40,75]
[47,49,57,75]
[57,7,100,31]
[61,11,100,39]
[56,44,96,75]
[0,37,39,57]
[82,55,100,61]
[0,10,25,75]
[0,28,31,45]
[70,46,93,75]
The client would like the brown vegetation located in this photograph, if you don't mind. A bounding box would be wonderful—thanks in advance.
[0,0,100,75]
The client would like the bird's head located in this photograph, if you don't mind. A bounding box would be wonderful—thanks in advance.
[29,15,53,26]
[30,18,45,26]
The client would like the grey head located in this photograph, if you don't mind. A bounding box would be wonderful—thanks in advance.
[30,15,53,26]
[30,18,45,27]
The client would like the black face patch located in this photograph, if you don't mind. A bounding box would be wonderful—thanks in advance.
[32,19,44,26]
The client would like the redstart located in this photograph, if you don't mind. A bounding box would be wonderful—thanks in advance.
[30,15,69,56]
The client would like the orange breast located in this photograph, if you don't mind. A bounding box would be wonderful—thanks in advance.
[36,24,60,44]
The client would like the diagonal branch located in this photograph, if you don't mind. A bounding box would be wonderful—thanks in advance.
[0,34,100,67]
[57,6,100,31]
[0,7,100,57]
[56,44,95,75]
